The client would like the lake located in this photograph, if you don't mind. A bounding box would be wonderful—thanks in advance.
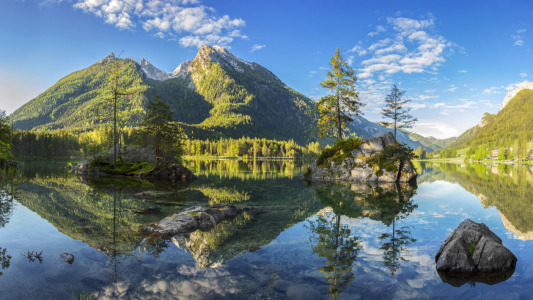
[0,159,533,299]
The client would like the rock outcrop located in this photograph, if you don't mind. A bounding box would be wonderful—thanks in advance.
[76,145,196,180]
[144,204,250,237]
[435,219,517,286]
[307,132,417,183]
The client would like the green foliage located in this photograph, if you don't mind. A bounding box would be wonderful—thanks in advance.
[0,110,15,169]
[317,48,363,140]
[439,148,458,158]
[87,157,155,176]
[381,84,417,142]
[184,137,320,159]
[141,95,184,164]
[366,144,416,173]
[414,146,427,159]
[468,240,477,259]
[316,138,363,167]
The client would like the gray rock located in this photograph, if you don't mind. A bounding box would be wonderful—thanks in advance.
[306,132,417,184]
[154,212,198,236]
[196,212,217,231]
[60,252,75,264]
[435,219,516,286]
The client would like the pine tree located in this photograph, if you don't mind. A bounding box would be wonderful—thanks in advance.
[381,84,417,143]
[141,95,183,167]
[317,48,364,141]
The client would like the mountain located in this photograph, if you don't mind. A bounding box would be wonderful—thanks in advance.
[10,45,317,144]
[346,116,454,152]
[447,81,533,150]
[10,44,450,149]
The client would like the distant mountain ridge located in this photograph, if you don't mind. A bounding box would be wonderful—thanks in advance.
[10,45,450,151]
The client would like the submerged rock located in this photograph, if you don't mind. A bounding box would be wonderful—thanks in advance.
[435,219,517,286]
[307,132,417,183]
[145,204,250,237]
[60,252,75,264]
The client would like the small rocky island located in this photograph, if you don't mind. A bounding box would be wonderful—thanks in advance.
[76,145,196,180]
[435,219,517,286]
[306,132,418,183]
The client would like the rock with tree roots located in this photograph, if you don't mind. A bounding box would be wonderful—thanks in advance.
[75,145,196,180]
[306,132,417,183]
[435,219,517,287]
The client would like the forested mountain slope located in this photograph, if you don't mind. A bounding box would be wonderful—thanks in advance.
[11,45,317,144]
[447,87,533,150]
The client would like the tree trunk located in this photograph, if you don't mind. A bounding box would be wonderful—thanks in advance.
[336,95,342,141]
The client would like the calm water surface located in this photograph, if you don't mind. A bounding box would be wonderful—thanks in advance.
[0,159,533,299]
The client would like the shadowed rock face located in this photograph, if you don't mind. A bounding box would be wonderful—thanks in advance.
[435,219,517,287]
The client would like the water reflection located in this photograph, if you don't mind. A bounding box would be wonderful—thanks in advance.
[421,163,533,240]
[310,181,418,298]
[308,211,361,299]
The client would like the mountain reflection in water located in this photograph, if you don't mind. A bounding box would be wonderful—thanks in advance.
[1,160,533,298]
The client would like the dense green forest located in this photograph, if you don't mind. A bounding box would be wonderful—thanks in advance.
[11,128,322,159]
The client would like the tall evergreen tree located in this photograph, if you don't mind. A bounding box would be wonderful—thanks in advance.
[141,95,183,167]
[381,84,417,143]
[317,48,364,141]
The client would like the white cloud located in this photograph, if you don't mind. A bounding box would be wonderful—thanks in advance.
[356,16,452,79]
[368,25,387,37]
[433,102,445,108]
[458,70,467,73]
[250,44,265,52]
[73,0,246,47]
[412,120,459,138]
[447,84,457,92]
[348,45,367,56]
[520,72,527,78]
[514,40,524,46]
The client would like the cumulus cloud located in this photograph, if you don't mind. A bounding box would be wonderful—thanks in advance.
[356,16,452,79]
[520,73,527,78]
[73,0,246,47]
[348,45,367,56]
[250,44,265,52]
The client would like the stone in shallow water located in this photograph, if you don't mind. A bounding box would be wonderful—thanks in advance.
[60,252,75,264]
[435,219,517,287]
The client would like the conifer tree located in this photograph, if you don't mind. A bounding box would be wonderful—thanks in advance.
[381,84,417,143]
[317,48,363,141]
[141,95,183,167]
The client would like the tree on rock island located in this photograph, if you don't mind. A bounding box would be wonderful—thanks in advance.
[141,95,183,167]
[381,84,417,143]
[317,48,364,141]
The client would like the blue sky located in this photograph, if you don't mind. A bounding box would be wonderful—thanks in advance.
[0,0,531,138]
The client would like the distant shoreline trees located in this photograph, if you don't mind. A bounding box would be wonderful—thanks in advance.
[317,48,364,141]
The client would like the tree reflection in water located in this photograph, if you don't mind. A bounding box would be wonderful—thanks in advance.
[378,184,417,275]
[309,181,418,297]
[308,213,361,300]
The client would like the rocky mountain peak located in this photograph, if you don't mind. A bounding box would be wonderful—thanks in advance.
[502,80,533,109]
[139,58,169,82]
[192,44,252,73]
